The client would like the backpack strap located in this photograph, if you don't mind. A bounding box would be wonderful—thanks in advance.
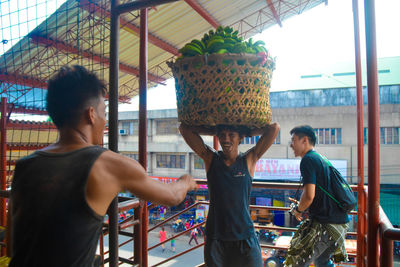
[316,183,342,207]
[309,150,332,167]
[307,150,343,208]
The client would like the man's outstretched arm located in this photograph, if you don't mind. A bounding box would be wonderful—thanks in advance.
[87,152,198,216]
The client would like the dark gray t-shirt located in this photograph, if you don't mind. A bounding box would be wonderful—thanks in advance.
[205,151,255,240]
[10,146,107,267]
[301,150,349,224]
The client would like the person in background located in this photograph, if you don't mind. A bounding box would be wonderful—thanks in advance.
[185,220,191,231]
[159,205,165,220]
[179,122,280,267]
[8,65,197,267]
[285,125,349,266]
[188,227,199,246]
[170,234,176,253]
[159,227,167,252]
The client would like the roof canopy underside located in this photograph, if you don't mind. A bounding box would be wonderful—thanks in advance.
[0,0,325,111]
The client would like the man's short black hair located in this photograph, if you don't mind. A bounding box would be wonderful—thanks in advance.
[46,65,107,129]
[216,125,250,137]
[290,125,317,146]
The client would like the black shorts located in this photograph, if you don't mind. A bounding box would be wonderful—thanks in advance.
[204,235,262,267]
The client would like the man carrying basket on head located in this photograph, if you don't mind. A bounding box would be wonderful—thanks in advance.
[180,122,280,267]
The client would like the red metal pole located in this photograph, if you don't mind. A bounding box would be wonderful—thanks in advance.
[364,0,380,266]
[1,97,7,257]
[133,204,143,265]
[139,7,149,267]
[379,206,395,267]
[99,232,105,266]
[352,0,366,266]
[380,235,393,267]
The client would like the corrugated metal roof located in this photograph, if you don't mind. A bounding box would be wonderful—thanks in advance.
[0,0,326,109]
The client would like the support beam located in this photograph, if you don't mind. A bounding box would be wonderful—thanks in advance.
[266,0,282,27]
[7,120,57,130]
[184,0,219,28]
[30,35,165,84]
[79,0,179,56]
[139,9,149,267]
[6,144,50,151]
[352,0,366,265]
[108,0,120,265]
[1,72,131,104]
[8,106,47,115]
[1,98,7,232]
[230,1,306,39]
[364,0,380,266]
[117,0,179,14]
[0,73,47,89]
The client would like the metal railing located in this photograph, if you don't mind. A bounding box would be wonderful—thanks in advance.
[379,206,400,267]
[99,197,142,266]
[145,181,360,266]
[147,201,207,267]
[1,181,400,266]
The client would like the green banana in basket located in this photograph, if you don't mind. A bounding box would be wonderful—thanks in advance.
[176,25,271,60]
[178,44,203,56]
[188,41,204,53]
[207,38,225,53]
[215,48,228,54]
[253,40,265,47]
[190,39,206,52]
[224,37,237,45]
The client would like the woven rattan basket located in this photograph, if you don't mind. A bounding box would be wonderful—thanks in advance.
[168,53,274,130]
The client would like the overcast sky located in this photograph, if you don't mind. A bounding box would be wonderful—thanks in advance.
[120,0,400,111]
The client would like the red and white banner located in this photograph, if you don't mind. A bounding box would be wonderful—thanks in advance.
[254,158,347,181]
[150,157,347,183]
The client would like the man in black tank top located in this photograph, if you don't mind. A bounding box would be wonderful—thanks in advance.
[180,122,280,267]
[7,66,197,267]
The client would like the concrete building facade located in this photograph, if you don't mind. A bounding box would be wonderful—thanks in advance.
[108,84,400,185]
[107,56,400,226]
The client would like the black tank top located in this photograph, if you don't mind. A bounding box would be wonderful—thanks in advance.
[205,151,255,240]
[10,146,107,267]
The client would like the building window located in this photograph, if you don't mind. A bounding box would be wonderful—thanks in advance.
[156,120,179,135]
[240,131,281,145]
[120,120,138,135]
[365,127,400,144]
[274,131,281,144]
[332,72,355,77]
[125,153,138,160]
[194,154,205,169]
[300,74,322,79]
[241,136,259,145]
[380,127,399,144]
[314,128,342,144]
[122,153,151,168]
[156,154,185,169]
[121,121,130,135]
[364,127,368,145]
